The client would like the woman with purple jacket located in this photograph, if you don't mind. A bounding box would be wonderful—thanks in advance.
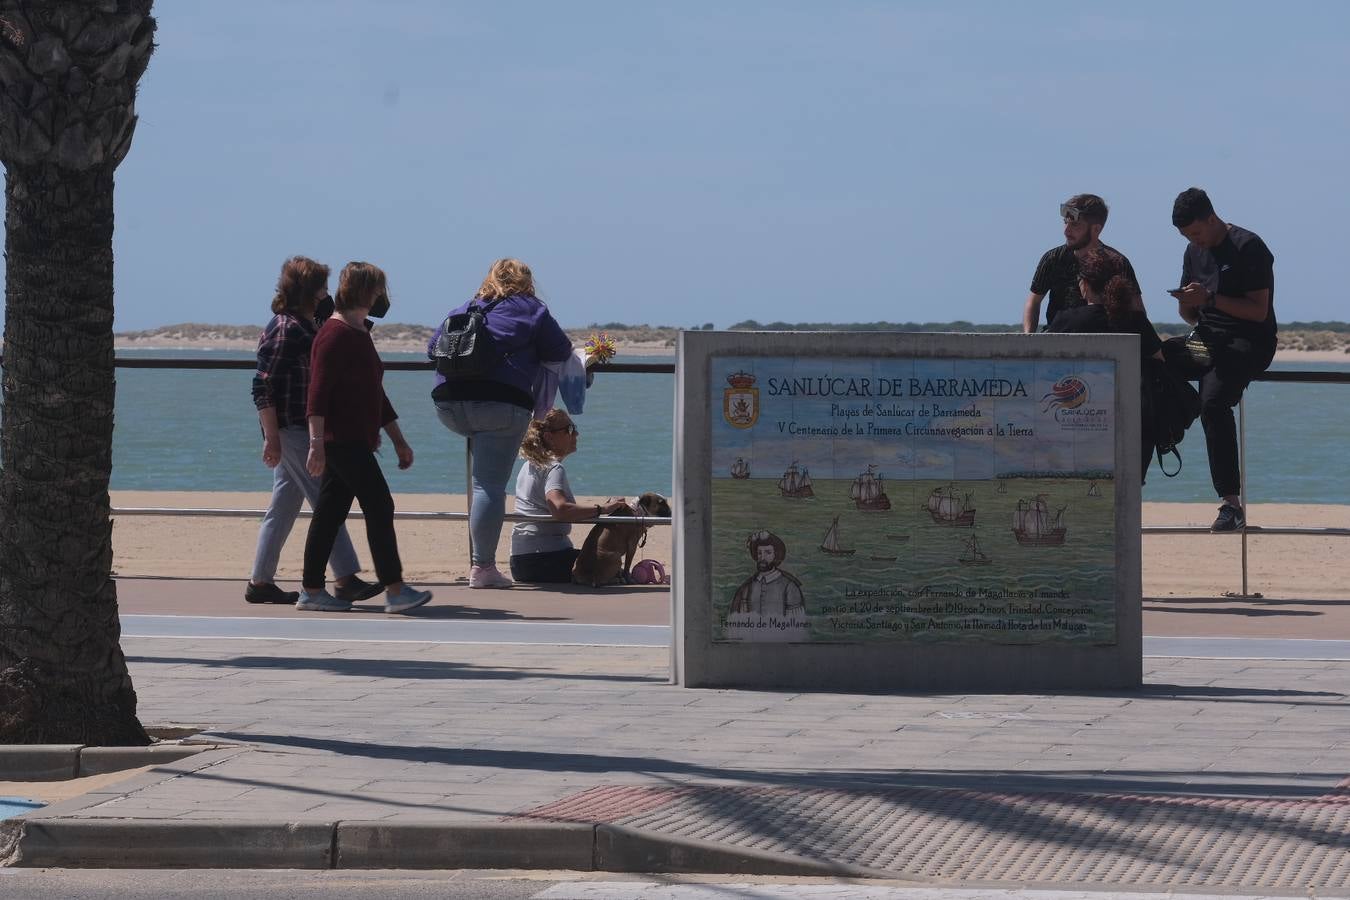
[430,259,573,588]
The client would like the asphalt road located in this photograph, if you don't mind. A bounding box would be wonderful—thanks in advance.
[5,870,1331,900]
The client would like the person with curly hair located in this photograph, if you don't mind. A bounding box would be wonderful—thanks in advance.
[509,409,627,584]
[1047,246,1165,481]
[429,259,574,588]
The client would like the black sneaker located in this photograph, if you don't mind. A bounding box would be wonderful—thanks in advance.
[1211,503,1246,533]
[335,575,383,603]
[245,582,300,604]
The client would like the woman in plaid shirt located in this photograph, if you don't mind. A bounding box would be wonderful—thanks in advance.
[247,256,382,606]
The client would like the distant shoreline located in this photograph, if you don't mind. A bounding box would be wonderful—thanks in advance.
[112,331,1350,364]
[113,336,679,356]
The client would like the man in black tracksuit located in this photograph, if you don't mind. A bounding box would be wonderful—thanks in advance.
[1168,187,1276,533]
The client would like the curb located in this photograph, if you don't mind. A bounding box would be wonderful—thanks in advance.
[0,743,214,781]
[0,816,887,876]
[337,821,594,870]
[1,819,334,869]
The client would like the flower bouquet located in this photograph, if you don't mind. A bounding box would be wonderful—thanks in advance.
[582,331,617,367]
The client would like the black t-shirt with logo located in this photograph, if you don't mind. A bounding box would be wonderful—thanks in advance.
[1180,223,1276,346]
[1030,243,1141,329]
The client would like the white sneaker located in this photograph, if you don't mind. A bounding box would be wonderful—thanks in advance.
[296,590,352,612]
[385,585,433,614]
[469,565,513,589]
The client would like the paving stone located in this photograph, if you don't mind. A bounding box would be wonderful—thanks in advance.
[79,637,1350,887]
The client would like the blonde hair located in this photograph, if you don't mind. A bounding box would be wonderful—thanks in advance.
[335,261,387,312]
[518,409,571,467]
[476,258,536,301]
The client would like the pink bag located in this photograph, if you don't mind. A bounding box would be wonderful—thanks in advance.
[630,559,670,585]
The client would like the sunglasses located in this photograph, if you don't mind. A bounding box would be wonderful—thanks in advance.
[1059,203,1083,223]
[547,423,579,435]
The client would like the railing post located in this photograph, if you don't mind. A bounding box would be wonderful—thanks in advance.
[1239,395,1249,597]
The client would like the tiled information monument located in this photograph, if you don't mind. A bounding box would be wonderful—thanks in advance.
[672,331,1142,691]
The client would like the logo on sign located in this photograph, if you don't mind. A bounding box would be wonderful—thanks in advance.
[723,371,759,429]
[1041,375,1089,412]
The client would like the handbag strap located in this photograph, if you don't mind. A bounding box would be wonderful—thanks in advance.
[1156,445,1183,478]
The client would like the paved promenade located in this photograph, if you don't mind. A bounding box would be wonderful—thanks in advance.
[2,578,1348,890]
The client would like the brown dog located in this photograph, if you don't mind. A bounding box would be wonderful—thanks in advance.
[572,492,672,588]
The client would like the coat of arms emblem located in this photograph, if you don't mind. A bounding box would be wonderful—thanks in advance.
[723,371,759,429]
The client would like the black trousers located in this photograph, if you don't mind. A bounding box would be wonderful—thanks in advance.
[303,441,402,589]
[1139,380,1154,485]
[1165,332,1274,499]
[510,547,580,583]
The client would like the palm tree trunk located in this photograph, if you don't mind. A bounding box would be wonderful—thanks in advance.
[0,161,147,744]
[0,0,156,744]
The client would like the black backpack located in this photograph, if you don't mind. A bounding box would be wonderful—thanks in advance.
[1146,358,1202,477]
[432,299,501,380]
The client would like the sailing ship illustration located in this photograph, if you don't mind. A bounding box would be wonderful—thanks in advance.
[730,457,751,480]
[818,516,855,556]
[1012,495,1068,546]
[959,531,992,566]
[850,464,891,511]
[925,483,976,526]
[996,479,1008,494]
[777,462,814,499]
[1086,480,1101,497]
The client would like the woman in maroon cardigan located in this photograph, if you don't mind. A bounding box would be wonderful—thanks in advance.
[300,261,432,615]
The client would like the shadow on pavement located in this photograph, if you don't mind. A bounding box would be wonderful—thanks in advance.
[1144,604,1321,617]
[345,604,569,621]
[125,655,667,683]
[1147,596,1350,607]
[202,732,1345,800]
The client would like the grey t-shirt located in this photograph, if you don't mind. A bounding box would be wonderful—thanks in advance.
[511,462,574,555]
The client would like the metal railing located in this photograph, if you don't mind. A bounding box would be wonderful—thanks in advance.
[16,354,1345,594]
[1140,368,1350,596]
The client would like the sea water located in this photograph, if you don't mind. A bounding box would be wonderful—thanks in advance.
[10,351,1350,504]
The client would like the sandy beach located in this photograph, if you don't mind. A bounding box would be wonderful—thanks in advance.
[112,491,1348,601]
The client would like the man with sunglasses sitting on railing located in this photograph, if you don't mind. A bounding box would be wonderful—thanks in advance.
[1023,194,1142,333]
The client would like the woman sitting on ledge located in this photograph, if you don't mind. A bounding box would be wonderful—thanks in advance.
[1047,246,1166,482]
[510,409,628,584]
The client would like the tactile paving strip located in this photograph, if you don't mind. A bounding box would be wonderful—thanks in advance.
[513,782,1350,889]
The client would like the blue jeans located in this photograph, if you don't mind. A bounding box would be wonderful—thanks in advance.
[251,425,361,583]
[435,400,531,566]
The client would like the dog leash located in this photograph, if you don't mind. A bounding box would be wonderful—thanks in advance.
[626,501,651,549]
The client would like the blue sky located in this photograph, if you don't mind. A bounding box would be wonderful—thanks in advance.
[10,1,1348,331]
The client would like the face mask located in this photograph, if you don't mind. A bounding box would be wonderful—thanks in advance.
[313,295,335,324]
[368,293,390,319]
